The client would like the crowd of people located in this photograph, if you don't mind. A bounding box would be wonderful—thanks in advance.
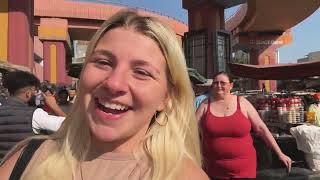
[0,71,77,161]
[0,9,294,180]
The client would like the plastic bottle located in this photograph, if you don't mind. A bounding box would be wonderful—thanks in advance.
[277,106,283,122]
[289,102,296,124]
[299,98,305,122]
[264,104,270,122]
[282,103,288,123]
[295,98,300,123]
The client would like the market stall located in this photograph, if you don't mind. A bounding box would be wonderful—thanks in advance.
[228,61,320,178]
[228,60,320,80]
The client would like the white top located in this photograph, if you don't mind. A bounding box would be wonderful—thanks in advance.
[32,108,65,134]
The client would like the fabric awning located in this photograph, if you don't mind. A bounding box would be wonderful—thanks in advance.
[228,60,320,80]
[0,61,30,72]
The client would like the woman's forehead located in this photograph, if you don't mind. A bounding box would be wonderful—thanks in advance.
[214,74,229,80]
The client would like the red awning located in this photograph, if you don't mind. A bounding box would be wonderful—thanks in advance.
[228,60,320,80]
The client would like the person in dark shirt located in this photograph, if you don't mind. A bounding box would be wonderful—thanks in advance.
[56,88,72,113]
[0,71,65,160]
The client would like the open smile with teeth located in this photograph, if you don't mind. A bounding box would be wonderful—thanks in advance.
[95,98,130,114]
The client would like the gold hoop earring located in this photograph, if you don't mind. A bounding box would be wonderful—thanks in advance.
[155,111,168,126]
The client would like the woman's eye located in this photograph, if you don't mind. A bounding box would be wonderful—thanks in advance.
[95,59,112,66]
[134,68,152,77]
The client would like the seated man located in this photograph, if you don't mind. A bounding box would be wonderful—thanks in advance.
[0,71,65,160]
[68,89,77,104]
[56,88,72,113]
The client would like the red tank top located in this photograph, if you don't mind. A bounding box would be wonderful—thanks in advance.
[201,96,256,178]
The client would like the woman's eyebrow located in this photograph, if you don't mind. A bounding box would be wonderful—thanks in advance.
[91,49,115,59]
[131,59,161,74]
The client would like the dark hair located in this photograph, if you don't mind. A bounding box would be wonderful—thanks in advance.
[2,71,40,95]
[40,82,56,95]
[212,71,233,83]
[58,88,69,96]
[57,88,69,104]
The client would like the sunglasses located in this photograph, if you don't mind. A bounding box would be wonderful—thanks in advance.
[212,81,230,87]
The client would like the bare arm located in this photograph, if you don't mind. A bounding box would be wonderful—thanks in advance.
[0,148,24,179]
[241,97,292,172]
[196,100,208,123]
[43,93,66,117]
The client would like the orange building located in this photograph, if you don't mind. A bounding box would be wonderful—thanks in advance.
[0,0,187,85]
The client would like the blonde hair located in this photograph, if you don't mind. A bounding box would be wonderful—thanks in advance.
[12,10,201,180]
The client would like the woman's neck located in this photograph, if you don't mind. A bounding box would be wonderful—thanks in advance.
[86,132,146,160]
[213,93,232,101]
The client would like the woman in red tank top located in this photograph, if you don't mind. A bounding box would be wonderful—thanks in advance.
[196,72,292,179]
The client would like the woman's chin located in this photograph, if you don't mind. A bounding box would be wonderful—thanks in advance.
[92,128,120,143]
[87,121,121,142]
[215,92,225,96]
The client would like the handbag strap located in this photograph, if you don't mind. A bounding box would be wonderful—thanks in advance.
[9,139,45,180]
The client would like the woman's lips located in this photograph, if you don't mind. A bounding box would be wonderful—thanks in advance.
[94,99,129,121]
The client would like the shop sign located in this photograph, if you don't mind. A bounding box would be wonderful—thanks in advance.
[250,40,284,45]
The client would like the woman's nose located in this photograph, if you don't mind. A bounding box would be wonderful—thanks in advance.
[102,69,128,95]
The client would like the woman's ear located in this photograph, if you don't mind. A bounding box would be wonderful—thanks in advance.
[156,93,171,112]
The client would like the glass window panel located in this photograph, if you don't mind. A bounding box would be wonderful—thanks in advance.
[183,30,207,76]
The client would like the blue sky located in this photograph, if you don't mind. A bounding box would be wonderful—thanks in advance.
[83,0,319,63]
[279,9,320,63]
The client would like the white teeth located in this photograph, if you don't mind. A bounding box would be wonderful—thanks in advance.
[100,101,128,111]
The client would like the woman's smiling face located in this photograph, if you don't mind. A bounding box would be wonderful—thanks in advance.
[80,27,169,150]
[212,74,233,97]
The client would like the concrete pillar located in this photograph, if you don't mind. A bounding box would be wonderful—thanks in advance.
[43,41,69,84]
[258,50,278,92]
[184,0,225,78]
[249,48,278,91]
[38,18,72,85]
[7,0,34,70]
[249,49,261,90]
[0,0,9,62]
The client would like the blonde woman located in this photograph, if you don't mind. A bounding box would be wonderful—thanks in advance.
[0,10,209,180]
